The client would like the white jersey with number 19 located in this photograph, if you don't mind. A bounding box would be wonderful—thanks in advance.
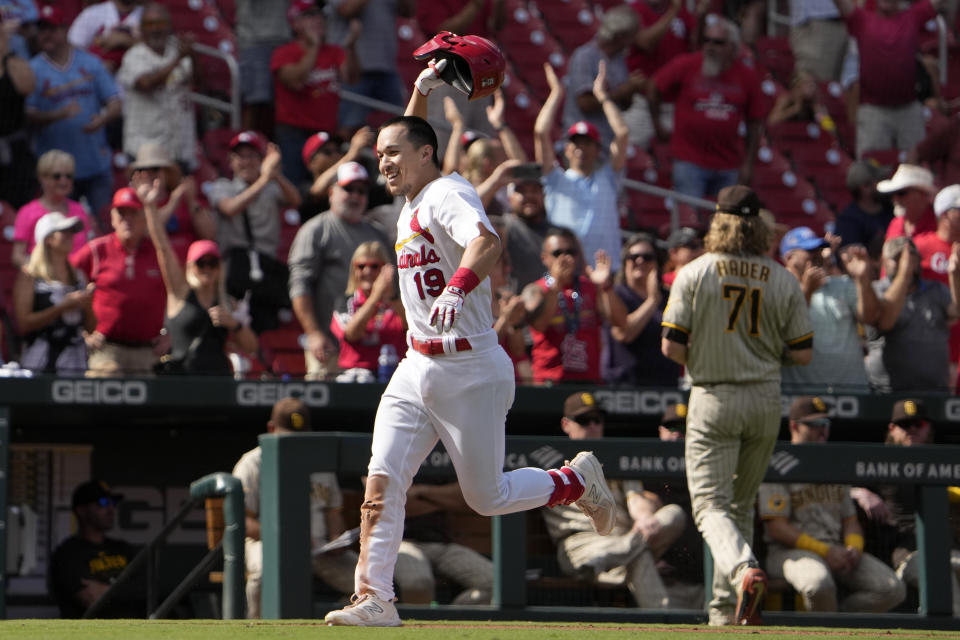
[394,171,496,339]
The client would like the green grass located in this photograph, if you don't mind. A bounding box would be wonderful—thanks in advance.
[0,620,957,640]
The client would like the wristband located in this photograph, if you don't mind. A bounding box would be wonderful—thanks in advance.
[448,267,481,295]
[844,533,864,552]
[796,533,830,558]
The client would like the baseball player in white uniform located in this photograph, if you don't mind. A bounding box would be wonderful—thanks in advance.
[661,185,814,626]
[324,59,616,627]
[758,396,906,613]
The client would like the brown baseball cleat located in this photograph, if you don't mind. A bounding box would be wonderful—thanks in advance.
[735,567,766,625]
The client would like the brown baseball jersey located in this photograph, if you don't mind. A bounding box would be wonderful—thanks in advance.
[662,252,812,384]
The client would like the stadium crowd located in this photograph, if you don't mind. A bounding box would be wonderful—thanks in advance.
[3,0,959,623]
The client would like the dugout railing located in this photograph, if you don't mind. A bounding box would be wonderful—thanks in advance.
[258,432,960,629]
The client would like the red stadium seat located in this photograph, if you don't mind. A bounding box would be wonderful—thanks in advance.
[270,352,307,378]
[535,0,597,51]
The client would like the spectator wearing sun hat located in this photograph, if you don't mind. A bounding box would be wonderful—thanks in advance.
[271,0,359,189]
[779,225,878,392]
[877,164,937,241]
[71,187,167,377]
[536,59,631,272]
[288,161,388,379]
[13,211,96,375]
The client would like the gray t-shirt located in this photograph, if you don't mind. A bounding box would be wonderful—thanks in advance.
[325,0,398,73]
[235,0,291,47]
[865,277,952,392]
[781,276,869,392]
[561,40,629,149]
[207,177,283,257]
[287,210,388,339]
[503,212,548,290]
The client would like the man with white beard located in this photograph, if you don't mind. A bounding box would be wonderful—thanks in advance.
[646,17,765,199]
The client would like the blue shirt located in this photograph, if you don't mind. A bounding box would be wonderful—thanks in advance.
[27,49,118,180]
[545,164,623,270]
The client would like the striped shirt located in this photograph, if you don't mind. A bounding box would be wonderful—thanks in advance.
[662,252,812,384]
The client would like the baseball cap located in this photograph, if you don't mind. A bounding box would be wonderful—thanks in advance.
[890,399,928,426]
[460,130,488,150]
[34,212,83,245]
[661,403,687,431]
[933,184,960,218]
[186,239,221,264]
[846,160,885,191]
[563,391,605,421]
[229,130,267,155]
[301,131,340,165]
[876,163,936,194]
[131,142,175,170]
[664,227,701,250]
[111,187,143,210]
[270,397,311,431]
[336,161,369,186]
[72,480,123,509]
[37,4,65,27]
[288,0,323,21]
[780,226,828,257]
[566,121,600,144]
[715,185,762,217]
[789,396,830,423]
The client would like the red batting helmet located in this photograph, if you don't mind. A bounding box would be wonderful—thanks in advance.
[412,31,505,101]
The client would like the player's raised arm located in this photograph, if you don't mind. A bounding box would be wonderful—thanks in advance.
[405,58,448,119]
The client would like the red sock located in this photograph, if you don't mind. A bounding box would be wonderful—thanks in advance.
[546,467,584,506]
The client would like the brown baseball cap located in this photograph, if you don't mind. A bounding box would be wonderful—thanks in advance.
[715,185,762,217]
[661,403,687,430]
[564,391,605,420]
[890,399,928,425]
[270,397,311,431]
[789,396,830,422]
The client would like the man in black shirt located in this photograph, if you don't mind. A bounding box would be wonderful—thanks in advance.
[49,480,141,618]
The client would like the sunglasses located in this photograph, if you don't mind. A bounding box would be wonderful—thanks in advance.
[801,418,831,429]
[664,423,686,433]
[704,37,729,46]
[573,413,604,425]
[96,496,117,507]
[195,257,220,269]
[628,252,656,263]
[356,262,383,271]
[47,172,74,180]
[341,185,368,195]
[898,420,928,429]
[551,248,578,258]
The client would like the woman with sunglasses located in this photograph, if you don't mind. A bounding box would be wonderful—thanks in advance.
[604,232,682,386]
[330,241,406,382]
[13,211,96,375]
[138,180,257,375]
[12,149,94,268]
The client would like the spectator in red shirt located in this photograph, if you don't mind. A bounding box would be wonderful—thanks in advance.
[624,0,707,148]
[271,0,359,189]
[330,241,406,383]
[647,16,765,198]
[876,164,938,241]
[522,227,626,385]
[832,0,943,157]
[71,187,167,377]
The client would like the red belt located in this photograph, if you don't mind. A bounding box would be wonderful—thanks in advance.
[409,336,472,356]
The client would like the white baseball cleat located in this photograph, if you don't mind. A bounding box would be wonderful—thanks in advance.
[566,451,616,536]
[324,593,401,627]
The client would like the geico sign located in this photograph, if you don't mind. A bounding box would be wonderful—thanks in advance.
[944,399,960,421]
[236,382,330,407]
[51,380,148,404]
[780,395,859,419]
[592,389,686,415]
